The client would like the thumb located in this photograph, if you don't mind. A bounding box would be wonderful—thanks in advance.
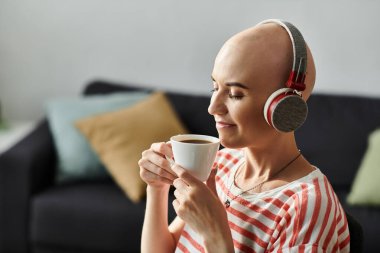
[206,168,218,196]
[171,163,199,186]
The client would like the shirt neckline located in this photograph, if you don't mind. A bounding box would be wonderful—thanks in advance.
[225,152,320,200]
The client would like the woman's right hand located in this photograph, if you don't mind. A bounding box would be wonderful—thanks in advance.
[138,142,177,189]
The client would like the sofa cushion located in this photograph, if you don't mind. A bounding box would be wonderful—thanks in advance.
[295,94,380,189]
[30,181,176,253]
[75,92,188,202]
[45,92,149,182]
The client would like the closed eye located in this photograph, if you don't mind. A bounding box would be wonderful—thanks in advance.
[228,93,244,100]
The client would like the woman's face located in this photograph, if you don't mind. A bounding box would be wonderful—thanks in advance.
[208,36,288,149]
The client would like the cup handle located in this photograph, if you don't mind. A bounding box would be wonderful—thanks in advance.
[165,140,175,167]
[165,155,175,168]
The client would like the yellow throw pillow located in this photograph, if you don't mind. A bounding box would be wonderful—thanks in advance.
[75,92,188,202]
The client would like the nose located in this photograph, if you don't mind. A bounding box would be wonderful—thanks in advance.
[208,92,228,116]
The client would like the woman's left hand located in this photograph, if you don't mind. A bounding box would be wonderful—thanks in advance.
[171,164,234,252]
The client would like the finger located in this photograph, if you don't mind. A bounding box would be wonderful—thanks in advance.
[173,178,190,192]
[166,141,174,157]
[171,164,199,186]
[150,152,177,177]
[142,149,177,177]
[151,142,174,160]
[173,189,186,203]
[150,142,176,176]
[139,158,177,182]
[165,155,175,170]
[206,168,218,196]
[140,167,173,185]
[172,199,186,219]
[172,199,180,214]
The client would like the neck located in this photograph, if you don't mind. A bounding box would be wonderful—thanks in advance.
[241,133,300,181]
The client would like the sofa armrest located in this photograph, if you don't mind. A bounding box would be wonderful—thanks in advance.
[0,119,56,252]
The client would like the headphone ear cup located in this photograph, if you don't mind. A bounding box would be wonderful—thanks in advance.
[264,88,308,132]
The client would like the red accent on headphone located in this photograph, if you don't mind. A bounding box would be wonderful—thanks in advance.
[286,71,306,91]
[266,92,289,127]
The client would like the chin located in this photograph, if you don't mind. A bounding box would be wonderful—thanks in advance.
[218,136,245,149]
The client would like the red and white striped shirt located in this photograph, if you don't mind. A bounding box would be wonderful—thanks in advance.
[175,148,350,253]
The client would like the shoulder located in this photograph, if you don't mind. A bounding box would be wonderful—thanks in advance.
[276,169,349,250]
[273,169,342,232]
[281,170,344,223]
[281,169,335,207]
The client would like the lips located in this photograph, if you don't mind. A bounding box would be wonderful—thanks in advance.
[216,121,236,129]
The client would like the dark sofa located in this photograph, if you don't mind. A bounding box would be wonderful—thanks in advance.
[0,80,379,253]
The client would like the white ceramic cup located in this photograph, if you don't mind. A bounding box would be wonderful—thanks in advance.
[169,134,220,182]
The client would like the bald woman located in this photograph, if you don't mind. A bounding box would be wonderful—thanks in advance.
[139,20,350,253]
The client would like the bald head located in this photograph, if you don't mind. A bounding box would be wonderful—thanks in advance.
[214,21,316,100]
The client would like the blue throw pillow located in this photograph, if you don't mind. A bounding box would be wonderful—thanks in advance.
[46,92,150,182]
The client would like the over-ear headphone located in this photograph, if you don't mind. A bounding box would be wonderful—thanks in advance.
[260,19,308,132]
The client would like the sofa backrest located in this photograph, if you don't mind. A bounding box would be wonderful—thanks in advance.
[84,80,380,189]
[83,80,217,137]
[296,93,380,189]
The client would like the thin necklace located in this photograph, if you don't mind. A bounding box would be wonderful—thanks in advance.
[224,151,302,208]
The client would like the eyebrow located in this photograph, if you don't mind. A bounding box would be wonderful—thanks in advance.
[211,76,249,90]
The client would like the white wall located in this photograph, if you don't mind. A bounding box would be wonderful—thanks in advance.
[1,0,380,121]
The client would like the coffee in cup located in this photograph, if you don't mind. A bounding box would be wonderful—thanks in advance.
[179,139,212,144]
[170,134,220,181]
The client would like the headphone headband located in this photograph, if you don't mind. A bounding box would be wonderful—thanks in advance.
[257,19,307,91]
